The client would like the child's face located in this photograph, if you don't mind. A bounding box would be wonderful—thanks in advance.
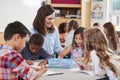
[103,28,108,37]
[64,24,69,32]
[74,34,83,47]
[29,44,41,53]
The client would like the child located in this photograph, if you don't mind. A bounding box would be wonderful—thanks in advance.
[58,22,68,44]
[0,21,47,80]
[65,20,79,48]
[103,22,118,52]
[20,34,52,65]
[83,28,119,80]
[58,27,85,60]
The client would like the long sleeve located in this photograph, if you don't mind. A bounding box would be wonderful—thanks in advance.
[53,27,64,53]
[10,52,37,80]
[39,48,53,59]
[90,50,103,75]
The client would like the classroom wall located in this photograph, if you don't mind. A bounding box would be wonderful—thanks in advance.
[0,0,45,44]
[0,32,5,44]
[0,0,44,32]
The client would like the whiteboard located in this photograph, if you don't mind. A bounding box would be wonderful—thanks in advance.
[0,0,44,32]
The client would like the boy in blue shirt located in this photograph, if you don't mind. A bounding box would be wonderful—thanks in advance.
[20,34,52,65]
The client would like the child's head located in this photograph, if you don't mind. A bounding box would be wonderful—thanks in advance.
[28,34,44,53]
[4,21,30,51]
[72,27,85,48]
[103,22,117,50]
[58,22,68,34]
[103,22,115,38]
[84,28,107,52]
[84,28,118,76]
[93,22,100,28]
[68,20,79,32]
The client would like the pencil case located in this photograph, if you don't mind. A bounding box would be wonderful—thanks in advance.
[48,58,74,69]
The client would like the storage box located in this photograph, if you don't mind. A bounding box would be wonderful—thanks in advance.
[48,58,74,69]
[51,0,79,4]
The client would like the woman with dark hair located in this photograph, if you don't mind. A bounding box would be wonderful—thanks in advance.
[31,4,64,56]
[103,22,118,52]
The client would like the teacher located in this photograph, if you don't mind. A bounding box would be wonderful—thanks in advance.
[31,4,64,56]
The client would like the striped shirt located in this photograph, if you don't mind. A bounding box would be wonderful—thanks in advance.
[0,44,37,80]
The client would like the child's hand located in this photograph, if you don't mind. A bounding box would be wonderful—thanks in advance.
[31,67,40,71]
[76,61,85,70]
[39,65,47,75]
[38,60,47,66]
[58,53,64,58]
[26,60,33,65]
[35,65,47,79]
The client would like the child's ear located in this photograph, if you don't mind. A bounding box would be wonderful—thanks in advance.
[13,34,21,41]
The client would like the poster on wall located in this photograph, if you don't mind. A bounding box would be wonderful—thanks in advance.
[91,0,107,27]
[92,3,103,19]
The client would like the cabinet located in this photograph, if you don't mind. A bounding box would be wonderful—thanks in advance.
[46,0,82,27]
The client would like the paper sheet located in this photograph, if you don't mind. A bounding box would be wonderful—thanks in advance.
[30,61,41,69]
[43,70,57,76]
[79,70,94,75]
[69,68,80,71]
[69,68,94,75]
[43,70,64,76]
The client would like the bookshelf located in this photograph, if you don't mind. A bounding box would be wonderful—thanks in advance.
[46,0,82,27]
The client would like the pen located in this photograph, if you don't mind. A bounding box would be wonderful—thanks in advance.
[47,72,64,76]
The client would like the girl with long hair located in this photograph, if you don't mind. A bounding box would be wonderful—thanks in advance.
[58,27,85,60]
[83,28,119,80]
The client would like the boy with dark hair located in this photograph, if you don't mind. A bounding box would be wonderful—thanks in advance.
[0,21,47,80]
[20,34,52,65]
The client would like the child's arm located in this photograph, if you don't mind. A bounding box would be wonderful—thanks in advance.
[10,53,46,80]
[38,59,48,66]
[34,65,47,80]
[107,49,120,60]
[39,48,53,59]
[74,57,85,62]
[58,45,72,58]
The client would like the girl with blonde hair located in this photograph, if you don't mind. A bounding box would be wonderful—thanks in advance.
[83,28,119,80]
